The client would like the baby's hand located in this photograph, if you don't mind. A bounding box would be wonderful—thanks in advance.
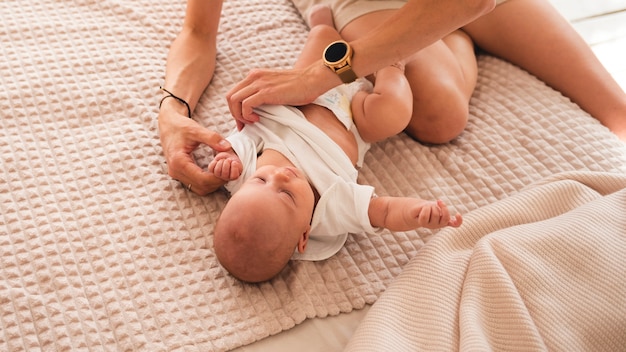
[208,151,243,181]
[413,199,463,229]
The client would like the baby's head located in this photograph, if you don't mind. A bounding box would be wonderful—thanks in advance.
[213,165,316,283]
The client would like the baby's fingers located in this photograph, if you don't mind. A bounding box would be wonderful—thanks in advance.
[436,200,463,227]
[431,200,452,227]
[433,200,449,226]
[416,205,434,226]
[210,157,242,181]
[207,158,219,174]
[228,159,242,179]
[449,213,463,227]
[209,158,226,178]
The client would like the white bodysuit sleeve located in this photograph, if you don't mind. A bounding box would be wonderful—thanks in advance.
[292,181,382,261]
[223,130,261,195]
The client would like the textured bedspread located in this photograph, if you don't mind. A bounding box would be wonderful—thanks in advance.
[1,1,625,351]
[345,171,626,351]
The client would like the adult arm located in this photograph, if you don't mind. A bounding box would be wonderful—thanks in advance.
[226,0,496,126]
[158,0,232,195]
[368,197,462,231]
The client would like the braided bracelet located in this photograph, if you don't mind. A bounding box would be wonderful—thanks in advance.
[159,86,192,119]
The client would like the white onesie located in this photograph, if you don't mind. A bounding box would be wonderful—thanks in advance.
[224,79,381,261]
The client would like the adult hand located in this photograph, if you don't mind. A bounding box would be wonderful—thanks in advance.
[158,105,231,195]
[226,64,335,130]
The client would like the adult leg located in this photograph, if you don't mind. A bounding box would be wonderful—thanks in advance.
[403,30,478,143]
[463,0,626,139]
[342,11,478,144]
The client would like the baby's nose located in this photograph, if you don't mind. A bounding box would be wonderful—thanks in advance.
[273,168,291,181]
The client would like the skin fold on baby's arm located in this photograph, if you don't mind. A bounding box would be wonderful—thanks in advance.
[368,196,462,231]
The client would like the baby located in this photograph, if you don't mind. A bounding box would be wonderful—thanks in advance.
[207,7,462,283]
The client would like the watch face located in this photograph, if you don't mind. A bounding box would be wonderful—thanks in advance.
[324,41,348,63]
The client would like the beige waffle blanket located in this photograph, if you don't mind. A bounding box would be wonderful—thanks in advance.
[1,0,625,351]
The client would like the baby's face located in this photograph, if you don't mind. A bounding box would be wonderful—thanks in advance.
[236,165,316,230]
[215,165,315,281]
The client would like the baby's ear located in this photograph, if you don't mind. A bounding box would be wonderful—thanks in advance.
[297,226,310,253]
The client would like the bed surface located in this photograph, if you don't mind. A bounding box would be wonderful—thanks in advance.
[1,1,625,351]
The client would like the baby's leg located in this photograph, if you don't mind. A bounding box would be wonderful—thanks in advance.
[293,5,342,70]
[308,4,335,29]
[342,13,478,144]
[351,63,413,143]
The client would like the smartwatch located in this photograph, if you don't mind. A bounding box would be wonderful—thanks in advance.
[322,40,357,84]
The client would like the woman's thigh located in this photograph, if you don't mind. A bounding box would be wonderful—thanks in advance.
[463,0,626,132]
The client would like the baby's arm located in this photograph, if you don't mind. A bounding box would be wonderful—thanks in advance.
[368,196,462,231]
[351,63,413,143]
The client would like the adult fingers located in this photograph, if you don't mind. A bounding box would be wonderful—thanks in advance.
[227,68,314,124]
[226,71,263,122]
[227,92,261,130]
[165,150,212,195]
[177,160,216,196]
[236,119,244,131]
[196,127,231,152]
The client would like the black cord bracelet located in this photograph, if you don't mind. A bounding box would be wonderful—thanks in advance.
[159,86,192,119]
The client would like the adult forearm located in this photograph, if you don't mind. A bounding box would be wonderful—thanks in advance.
[162,30,218,113]
[161,0,223,113]
[224,0,495,123]
[349,0,495,78]
[292,0,497,102]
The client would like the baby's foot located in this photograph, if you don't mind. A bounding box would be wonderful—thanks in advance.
[308,4,334,28]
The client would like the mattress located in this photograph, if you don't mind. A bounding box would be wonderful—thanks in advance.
[1,0,625,351]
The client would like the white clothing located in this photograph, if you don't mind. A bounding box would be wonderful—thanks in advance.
[225,80,381,261]
[293,0,509,32]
